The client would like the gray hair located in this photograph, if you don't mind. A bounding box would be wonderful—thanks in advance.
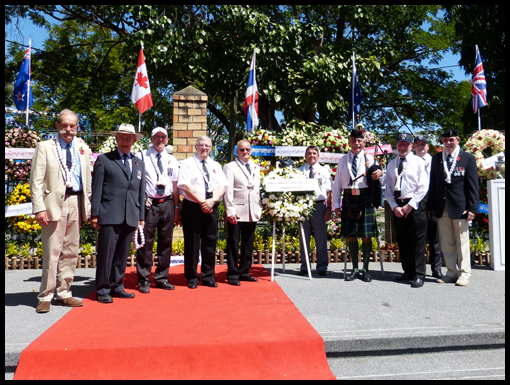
[57,109,79,125]
[195,135,212,146]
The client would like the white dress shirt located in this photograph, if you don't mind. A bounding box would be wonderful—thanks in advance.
[177,154,228,202]
[136,147,179,198]
[331,150,385,209]
[298,163,332,201]
[385,152,428,210]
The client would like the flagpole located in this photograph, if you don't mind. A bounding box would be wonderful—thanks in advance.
[478,109,481,131]
[26,38,31,127]
[352,52,355,131]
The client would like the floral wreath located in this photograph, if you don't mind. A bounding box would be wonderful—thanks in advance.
[261,167,316,223]
[247,129,279,147]
[463,129,505,179]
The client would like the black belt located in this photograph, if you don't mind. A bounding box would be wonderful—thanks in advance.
[151,196,173,205]
[396,198,411,207]
[65,189,80,195]
[314,200,325,203]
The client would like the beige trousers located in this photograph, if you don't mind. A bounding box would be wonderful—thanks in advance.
[437,207,471,280]
[38,195,81,303]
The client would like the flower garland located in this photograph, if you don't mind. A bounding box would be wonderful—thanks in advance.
[133,224,145,250]
[261,167,316,223]
[442,145,460,184]
[463,129,505,179]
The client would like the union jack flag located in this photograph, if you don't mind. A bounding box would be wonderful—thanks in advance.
[471,45,487,114]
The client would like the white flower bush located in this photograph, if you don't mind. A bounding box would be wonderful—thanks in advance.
[97,135,147,155]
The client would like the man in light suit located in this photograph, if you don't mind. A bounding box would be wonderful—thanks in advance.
[223,140,262,285]
[91,124,146,303]
[30,109,92,313]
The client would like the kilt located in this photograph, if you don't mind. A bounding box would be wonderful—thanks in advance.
[340,189,376,238]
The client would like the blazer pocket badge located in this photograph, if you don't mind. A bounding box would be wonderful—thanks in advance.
[137,170,142,180]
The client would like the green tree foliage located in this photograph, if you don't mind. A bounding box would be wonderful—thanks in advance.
[6,5,490,150]
[444,5,505,133]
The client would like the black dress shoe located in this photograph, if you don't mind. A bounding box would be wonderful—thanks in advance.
[139,282,150,294]
[227,279,240,286]
[360,270,372,282]
[188,282,198,289]
[395,273,412,282]
[318,271,328,276]
[155,281,175,290]
[239,275,258,282]
[96,294,113,303]
[345,270,360,281]
[432,271,443,279]
[202,281,218,288]
[111,290,135,299]
[411,278,425,288]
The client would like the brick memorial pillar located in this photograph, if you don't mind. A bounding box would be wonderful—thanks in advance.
[172,85,208,160]
[171,86,208,244]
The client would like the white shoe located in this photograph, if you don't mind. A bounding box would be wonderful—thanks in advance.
[455,276,469,286]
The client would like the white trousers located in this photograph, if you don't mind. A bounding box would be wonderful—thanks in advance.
[437,207,471,280]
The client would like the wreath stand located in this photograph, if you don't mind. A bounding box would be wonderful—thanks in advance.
[270,219,312,281]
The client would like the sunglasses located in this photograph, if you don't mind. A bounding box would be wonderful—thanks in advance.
[239,148,251,152]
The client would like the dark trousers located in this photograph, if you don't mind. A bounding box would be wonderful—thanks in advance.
[426,215,443,273]
[95,222,136,296]
[136,200,175,285]
[182,199,218,284]
[226,221,257,279]
[393,200,427,279]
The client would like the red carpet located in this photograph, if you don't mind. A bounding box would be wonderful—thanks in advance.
[14,264,335,380]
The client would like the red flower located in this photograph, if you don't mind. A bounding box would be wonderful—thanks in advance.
[457,157,461,162]
[331,141,336,146]
[342,143,347,148]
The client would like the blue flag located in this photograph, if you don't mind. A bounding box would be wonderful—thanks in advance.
[348,57,361,121]
[13,48,33,111]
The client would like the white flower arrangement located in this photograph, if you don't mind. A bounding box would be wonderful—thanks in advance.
[97,135,147,155]
[261,167,316,223]
[463,129,505,179]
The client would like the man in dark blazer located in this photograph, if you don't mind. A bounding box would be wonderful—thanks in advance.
[427,129,478,286]
[91,124,146,303]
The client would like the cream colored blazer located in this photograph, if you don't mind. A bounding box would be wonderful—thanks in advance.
[223,159,262,222]
[30,138,92,222]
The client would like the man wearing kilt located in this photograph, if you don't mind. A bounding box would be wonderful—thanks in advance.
[332,126,384,282]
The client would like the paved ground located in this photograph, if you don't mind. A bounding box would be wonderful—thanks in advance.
[5,262,505,380]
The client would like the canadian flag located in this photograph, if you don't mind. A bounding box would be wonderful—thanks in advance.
[131,48,153,114]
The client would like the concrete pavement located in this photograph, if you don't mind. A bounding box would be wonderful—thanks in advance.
[5,262,505,379]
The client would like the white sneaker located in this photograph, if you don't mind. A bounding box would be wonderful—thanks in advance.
[455,276,469,286]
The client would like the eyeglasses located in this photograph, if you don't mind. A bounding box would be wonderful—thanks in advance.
[239,148,251,152]
[197,144,211,148]
[61,124,77,129]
